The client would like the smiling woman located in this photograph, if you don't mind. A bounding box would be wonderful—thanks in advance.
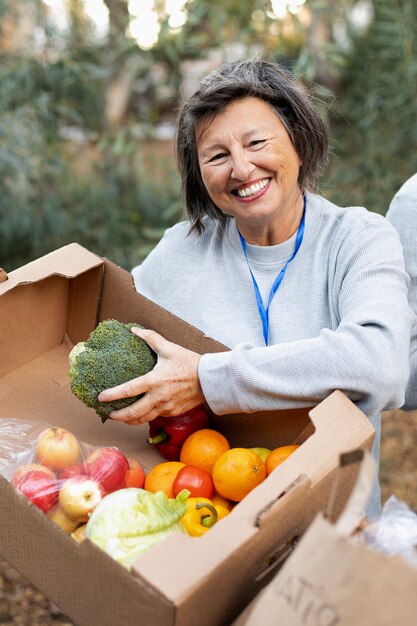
[177,60,328,238]
[96,58,417,521]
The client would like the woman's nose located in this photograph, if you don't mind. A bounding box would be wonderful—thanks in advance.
[230,149,256,181]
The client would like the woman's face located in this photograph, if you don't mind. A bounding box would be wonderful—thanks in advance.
[197,97,303,245]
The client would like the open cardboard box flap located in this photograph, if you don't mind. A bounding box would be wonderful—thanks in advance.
[234,451,417,626]
[0,244,376,626]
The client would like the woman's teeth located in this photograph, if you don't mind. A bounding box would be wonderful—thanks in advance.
[236,178,269,198]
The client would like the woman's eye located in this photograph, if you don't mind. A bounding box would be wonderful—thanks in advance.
[250,139,266,147]
[209,153,227,163]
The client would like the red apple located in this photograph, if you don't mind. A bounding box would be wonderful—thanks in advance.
[15,470,59,513]
[60,463,88,481]
[48,505,80,534]
[125,457,145,489]
[59,476,104,522]
[85,447,129,494]
[36,427,81,470]
[11,463,56,487]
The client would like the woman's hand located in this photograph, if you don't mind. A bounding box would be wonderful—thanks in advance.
[97,327,205,426]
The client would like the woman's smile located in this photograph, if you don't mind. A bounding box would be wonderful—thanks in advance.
[232,177,271,201]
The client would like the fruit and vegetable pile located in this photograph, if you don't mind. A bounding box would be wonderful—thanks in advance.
[1,319,300,572]
[3,412,299,571]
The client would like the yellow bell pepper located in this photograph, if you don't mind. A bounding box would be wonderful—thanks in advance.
[181,496,230,537]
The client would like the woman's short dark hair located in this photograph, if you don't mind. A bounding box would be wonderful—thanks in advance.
[176,58,329,233]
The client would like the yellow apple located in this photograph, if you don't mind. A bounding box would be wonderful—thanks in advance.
[59,476,104,522]
[36,427,80,470]
[48,505,80,533]
[71,524,87,543]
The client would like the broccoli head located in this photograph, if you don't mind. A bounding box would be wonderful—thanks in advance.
[69,319,157,423]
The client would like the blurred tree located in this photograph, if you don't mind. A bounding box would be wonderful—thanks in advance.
[103,0,129,43]
[0,0,182,271]
[0,0,40,52]
[323,0,417,213]
[67,0,92,45]
[180,0,260,49]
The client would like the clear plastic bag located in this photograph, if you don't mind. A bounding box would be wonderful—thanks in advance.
[0,418,148,540]
[355,495,417,567]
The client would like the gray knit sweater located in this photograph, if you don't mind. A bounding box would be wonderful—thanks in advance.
[386,174,417,410]
[132,192,415,516]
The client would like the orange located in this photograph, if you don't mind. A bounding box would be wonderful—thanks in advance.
[180,429,230,475]
[212,493,234,519]
[212,448,266,502]
[265,445,300,476]
[144,461,185,498]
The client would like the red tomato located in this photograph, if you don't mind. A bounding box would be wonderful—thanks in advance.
[172,465,215,499]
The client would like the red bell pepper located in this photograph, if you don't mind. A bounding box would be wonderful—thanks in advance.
[147,406,210,461]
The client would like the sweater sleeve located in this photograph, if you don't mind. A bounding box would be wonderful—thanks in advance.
[199,218,416,418]
[131,222,184,302]
[386,180,417,411]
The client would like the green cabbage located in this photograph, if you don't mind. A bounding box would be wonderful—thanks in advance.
[85,488,188,570]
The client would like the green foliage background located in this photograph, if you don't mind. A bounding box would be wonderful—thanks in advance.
[323,0,417,212]
[0,0,416,272]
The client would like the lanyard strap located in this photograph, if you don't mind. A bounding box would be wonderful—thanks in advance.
[238,195,306,346]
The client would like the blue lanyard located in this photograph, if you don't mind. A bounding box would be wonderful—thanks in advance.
[238,195,306,346]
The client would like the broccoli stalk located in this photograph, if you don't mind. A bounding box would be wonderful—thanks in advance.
[69,319,157,423]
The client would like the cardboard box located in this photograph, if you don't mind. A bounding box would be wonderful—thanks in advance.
[0,243,375,626]
[233,450,417,626]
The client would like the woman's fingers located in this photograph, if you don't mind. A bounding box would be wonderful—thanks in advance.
[98,375,149,402]
[109,400,162,425]
[97,328,205,425]
[131,327,168,353]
